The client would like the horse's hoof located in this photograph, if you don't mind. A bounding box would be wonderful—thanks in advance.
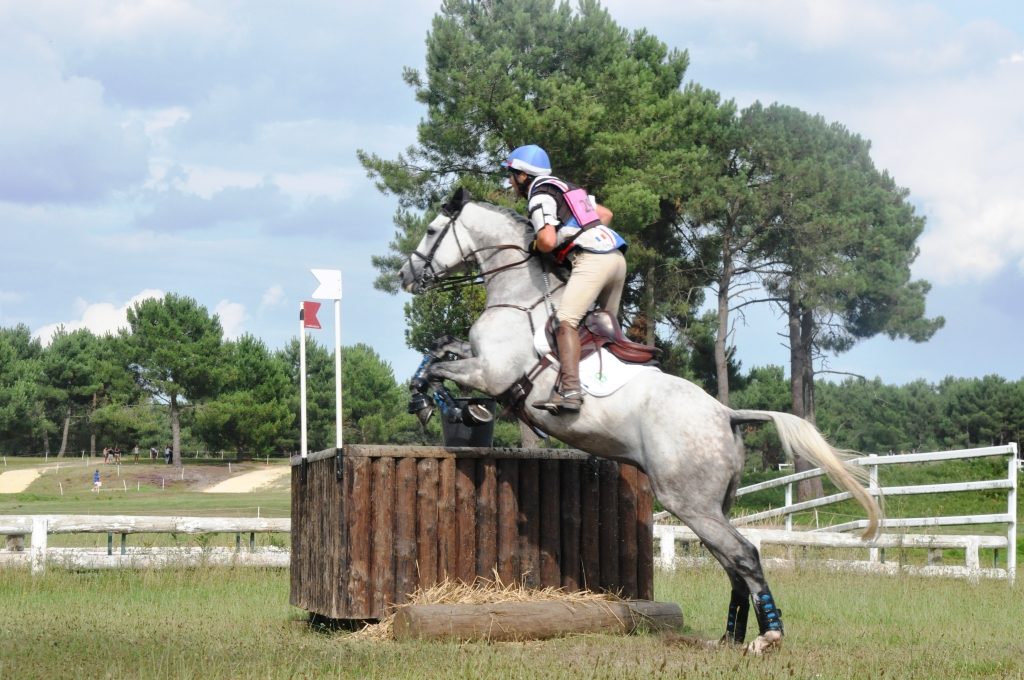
[744,630,782,656]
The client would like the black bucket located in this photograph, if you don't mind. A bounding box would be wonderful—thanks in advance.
[440,397,496,447]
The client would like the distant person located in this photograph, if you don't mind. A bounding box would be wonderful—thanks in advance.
[92,470,101,493]
[113,446,122,463]
[102,447,111,464]
[150,446,158,461]
[164,445,172,465]
[132,445,140,462]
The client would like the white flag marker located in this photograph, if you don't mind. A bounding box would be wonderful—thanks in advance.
[310,268,343,449]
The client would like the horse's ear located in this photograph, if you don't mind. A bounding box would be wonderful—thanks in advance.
[440,187,473,216]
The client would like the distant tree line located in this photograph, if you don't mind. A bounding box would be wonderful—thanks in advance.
[730,365,1024,470]
[0,294,433,464]
[1,294,1019,465]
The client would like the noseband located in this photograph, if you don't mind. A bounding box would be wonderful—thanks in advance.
[407,211,462,293]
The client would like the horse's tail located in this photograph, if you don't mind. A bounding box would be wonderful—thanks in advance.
[730,409,882,539]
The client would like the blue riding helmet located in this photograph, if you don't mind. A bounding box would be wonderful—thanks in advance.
[503,144,552,176]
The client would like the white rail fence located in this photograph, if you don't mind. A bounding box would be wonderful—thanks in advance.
[654,444,1018,583]
[3,446,1018,582]
[0,515,290,573]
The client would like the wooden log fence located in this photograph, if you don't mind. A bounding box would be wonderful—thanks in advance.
[290,445,655,622]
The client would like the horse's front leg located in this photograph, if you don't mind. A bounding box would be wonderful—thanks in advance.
[428,334,474,361]
[427,356,493,395]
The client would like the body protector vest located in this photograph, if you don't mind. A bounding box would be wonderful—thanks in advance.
[528,176,627,264]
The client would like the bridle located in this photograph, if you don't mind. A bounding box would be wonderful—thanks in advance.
[407,206,535,294]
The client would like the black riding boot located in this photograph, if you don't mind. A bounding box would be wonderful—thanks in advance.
[533,324,583,414]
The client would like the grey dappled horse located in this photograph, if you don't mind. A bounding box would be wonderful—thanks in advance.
[398,189,881,654]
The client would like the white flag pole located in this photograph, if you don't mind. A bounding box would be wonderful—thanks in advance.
[299,302,308,461]
[334,298,342,449]
[311,268,343,451]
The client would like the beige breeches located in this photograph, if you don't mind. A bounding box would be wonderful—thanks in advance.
[556,249,627,329]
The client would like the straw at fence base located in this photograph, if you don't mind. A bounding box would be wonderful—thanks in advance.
[349,571,621,641]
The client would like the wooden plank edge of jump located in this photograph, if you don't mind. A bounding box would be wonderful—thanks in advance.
[392,599,682,642]
[290,446,601,467]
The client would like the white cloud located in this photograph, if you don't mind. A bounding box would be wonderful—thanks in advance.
[260,285,285,309]
[838,57,1024,284]
[602,0,1024,286]
[34,289,164,346]
[214,300,247,339]
[0,33,149,203]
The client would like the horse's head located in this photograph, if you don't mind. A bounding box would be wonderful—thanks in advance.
[398,187,478,294]
[398,187,538,295]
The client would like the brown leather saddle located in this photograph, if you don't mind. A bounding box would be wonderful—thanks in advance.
[544,310,661,365]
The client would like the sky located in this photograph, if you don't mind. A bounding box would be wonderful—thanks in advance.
[1,0,1022,387]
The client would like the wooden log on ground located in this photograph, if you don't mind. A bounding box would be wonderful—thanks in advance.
[393,599,683,642]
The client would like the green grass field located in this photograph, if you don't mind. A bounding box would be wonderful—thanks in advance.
[2,454,1022,679]
[1,565,1021,680]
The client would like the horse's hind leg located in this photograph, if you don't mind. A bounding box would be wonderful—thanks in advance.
[724,573,751,644]
[677,512,783,654]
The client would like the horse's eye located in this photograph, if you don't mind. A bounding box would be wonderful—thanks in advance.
[426,227,438,236]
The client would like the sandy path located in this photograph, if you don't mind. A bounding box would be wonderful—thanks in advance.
[0,466,52,494]
[202,466,290,493]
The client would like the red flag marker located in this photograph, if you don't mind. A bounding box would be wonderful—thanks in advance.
[302,301,322,330]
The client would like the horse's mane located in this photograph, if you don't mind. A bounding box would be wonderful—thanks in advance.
[472,201,532,230]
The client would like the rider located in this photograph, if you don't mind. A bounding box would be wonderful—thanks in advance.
[503,144,627,414]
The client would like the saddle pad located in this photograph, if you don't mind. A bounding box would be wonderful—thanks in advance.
[533,326,659,397]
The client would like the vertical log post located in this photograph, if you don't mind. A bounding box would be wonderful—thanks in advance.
[559,460,582,590]
[476,459,497,579]
[518,459,540,588]
[394,457,419,605]
[599,460,620,592]
[636,470,655,600]
[416,459,440,587]
[618,463,639,598]
[579,457,601,589]
[539,459,561,588]
[496,459,520,584]
[455,458,477,583]
[347,457,372,617]
[437,458,457,581]
[370,457,396,617]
